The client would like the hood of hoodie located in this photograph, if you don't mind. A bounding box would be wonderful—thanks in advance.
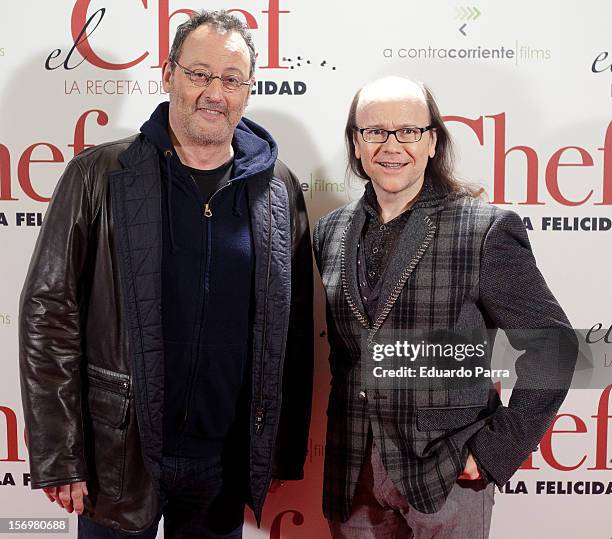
[140,101,278,182]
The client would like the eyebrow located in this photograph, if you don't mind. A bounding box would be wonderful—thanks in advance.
[187,62,247,77]
[363,124,419,129]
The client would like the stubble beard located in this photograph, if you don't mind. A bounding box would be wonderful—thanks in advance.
[168,82,249,147]
[182,111,232,146]
[171,94,236,147]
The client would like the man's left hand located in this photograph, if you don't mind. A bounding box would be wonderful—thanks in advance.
[458,453,481,480]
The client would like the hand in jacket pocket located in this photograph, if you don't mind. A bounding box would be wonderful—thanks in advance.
[457,453,481,480]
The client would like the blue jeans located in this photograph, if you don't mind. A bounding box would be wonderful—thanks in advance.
[78,454,245,539]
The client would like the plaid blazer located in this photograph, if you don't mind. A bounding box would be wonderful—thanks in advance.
[313,185,576,521]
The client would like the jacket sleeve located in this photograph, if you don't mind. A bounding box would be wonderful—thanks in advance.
[467,210,577,487]
[272,163,314,480]
[19,158,91,489]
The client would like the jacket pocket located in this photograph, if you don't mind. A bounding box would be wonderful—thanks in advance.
[416,404,488,432]
[85,364,130,501]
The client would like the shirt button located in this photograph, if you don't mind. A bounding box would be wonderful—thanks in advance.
[358,390,368,402]
[369,271,376,277]
[372,247,379,254]
[363,296,368,301]
[380,225,387,231]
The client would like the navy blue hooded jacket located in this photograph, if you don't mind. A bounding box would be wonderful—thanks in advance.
[141,102,277,457]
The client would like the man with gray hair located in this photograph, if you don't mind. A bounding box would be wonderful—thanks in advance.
[20,10,313,538]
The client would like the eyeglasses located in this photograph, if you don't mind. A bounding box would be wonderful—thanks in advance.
[355,126,434,143]
[173,60,251,92]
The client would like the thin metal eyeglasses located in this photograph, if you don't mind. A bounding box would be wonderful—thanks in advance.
[355,125,434,143]
[173,60,251,92]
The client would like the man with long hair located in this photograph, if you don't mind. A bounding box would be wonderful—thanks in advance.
[314,76,576,538]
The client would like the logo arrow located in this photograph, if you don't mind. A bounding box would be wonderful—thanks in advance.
[455,5,482,21]
[459,23,467,36]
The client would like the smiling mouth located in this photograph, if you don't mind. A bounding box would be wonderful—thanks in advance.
[377,162,407,168]
[197,107,225,116]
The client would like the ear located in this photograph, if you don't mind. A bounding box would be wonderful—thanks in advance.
[428,128,437,158]
[244,77,254,108]
[162,60,173,94]
[353,132,362,160]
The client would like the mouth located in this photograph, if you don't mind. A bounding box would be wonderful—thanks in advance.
[377,161,407,169]
[196,107,226,118]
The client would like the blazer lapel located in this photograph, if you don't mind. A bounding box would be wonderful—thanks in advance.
[368,207,437,341]
[340,201,370,329]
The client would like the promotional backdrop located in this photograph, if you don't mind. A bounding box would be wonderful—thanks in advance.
[0,1,610,537]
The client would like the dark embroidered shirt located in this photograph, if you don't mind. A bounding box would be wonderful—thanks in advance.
[358,179,448,321]
[361,182,413,286]
[357,182,413,321]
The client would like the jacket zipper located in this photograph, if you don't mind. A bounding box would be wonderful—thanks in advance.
[201,180,234,218]
[179,177,235,431]
[87,364,130,396]
[254,184,273,436]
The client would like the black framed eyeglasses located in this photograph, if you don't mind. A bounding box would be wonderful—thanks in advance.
[173,60,251,92]
[356,125,434,143]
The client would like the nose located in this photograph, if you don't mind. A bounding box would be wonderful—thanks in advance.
[202,76,224,101]
[381,133,404,151]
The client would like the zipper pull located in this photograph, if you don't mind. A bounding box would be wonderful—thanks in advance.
[203,203,212,218]
[254,406,265,435]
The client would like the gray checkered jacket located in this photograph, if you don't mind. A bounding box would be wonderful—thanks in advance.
[313,185,577,521]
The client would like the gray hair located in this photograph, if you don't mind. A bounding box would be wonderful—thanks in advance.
[168,10,256,77]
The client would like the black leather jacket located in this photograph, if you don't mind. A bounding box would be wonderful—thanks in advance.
[19,134,313,533]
